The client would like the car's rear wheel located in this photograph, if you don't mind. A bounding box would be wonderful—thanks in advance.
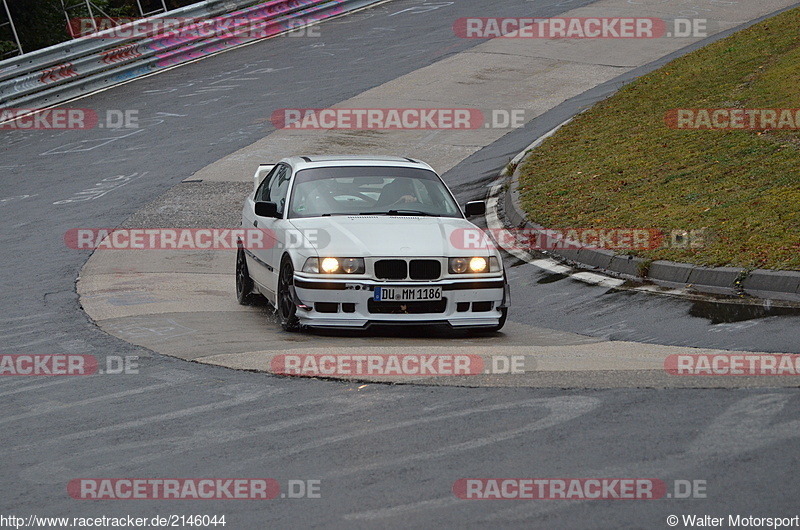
[278,257,300,332]
[235,248,259,305]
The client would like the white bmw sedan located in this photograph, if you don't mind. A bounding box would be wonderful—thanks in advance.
[236,155,509,331]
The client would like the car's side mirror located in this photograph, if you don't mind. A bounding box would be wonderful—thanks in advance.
[464,201,486,217]
[255,201,280,218]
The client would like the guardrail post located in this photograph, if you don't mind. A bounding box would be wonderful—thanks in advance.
[136,0,169,18]
[63,0,131,38]
[0,0,23,58]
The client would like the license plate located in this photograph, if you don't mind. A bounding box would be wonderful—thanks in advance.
[374,286,442,302]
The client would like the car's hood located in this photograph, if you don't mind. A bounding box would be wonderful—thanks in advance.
[288,215,490,257]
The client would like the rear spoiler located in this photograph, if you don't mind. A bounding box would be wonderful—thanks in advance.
[253,164,276,193]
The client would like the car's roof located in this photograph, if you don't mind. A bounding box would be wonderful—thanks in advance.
[270,155,436,172]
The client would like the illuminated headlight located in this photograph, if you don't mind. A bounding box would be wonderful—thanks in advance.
[469,257,487,272]
[321,257,340,273]
[302,257,365,274]
[449,256,491,274]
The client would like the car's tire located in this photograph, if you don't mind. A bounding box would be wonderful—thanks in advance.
[277,257,300,332]
[235,248,259,305]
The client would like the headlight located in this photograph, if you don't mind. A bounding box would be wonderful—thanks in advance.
[303,257,365,274]
[449,257,469,274]
[449,256,492,274]
[469,257,487,273]
[321,257,339,273]
[340,258,363,274]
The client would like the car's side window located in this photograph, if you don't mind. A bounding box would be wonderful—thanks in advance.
[269,165,291,216]
[255,165,279,202]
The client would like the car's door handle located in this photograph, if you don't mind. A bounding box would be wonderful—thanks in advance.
[253,220,258,227]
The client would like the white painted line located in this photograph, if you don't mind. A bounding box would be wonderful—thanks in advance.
[572,272,624,288]
[529,259,571,275]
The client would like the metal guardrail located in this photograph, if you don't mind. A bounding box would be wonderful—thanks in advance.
[0,0,383,109]
[0,1,232,85]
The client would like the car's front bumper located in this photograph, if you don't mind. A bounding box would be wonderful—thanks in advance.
[292,275,507,329]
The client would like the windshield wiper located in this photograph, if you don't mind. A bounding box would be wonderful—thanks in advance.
[389,209,440,217]
[357,210,439,217]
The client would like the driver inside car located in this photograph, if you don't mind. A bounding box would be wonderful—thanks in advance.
[377,178,419,207]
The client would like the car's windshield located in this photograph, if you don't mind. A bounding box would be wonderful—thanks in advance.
[288,166,463,219]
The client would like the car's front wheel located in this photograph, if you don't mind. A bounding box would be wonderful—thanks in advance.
[235,248,259,305]
[278,257,300,332]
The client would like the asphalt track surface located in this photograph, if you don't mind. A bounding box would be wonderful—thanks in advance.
[2,0,800,527]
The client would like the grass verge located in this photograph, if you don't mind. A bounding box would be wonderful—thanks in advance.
[517,7,800,270]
